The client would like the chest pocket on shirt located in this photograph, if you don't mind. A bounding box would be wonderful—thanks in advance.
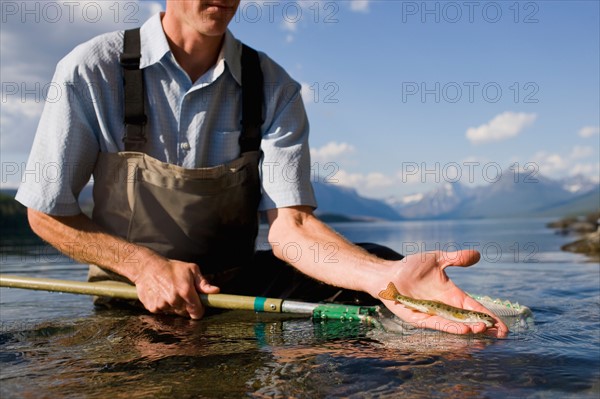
[207,130,241,166]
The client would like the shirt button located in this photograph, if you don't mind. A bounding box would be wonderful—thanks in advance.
[181,142,190,150]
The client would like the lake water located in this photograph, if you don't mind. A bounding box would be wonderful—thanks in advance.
[1,218,599,398]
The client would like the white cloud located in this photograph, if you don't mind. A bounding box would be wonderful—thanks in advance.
[310,141,356,163]
[571,163,600,183]
[350,0,371,13]
[280,19,297,33]
[279,0,370,43]
[532,151,567,175]
[364,172,394,188]
[466,112,537,144]
[276,1,306,43]
[0,97,45,153]
[300,81,318,105]
[531,145,599,180]
[0,1,162,155]
[569,145,595,160]
[578,125,600,138]
[310,142,397,196]
[395,168,423,185]
[334,170,394,190]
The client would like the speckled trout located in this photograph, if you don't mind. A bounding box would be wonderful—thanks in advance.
[378,282,496,327]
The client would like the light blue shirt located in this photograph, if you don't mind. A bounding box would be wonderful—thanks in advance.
[16,13,316,216]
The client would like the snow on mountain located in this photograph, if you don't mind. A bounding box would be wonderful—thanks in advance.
[387,182,472,219]
[558,174,598,194]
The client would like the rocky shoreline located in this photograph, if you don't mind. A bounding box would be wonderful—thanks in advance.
[547,211,600,259]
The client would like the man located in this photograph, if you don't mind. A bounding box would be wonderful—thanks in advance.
[16,0,507,336]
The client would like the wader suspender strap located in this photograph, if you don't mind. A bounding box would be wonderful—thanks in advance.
[120,29,264,153]
[240,45,264,153]
[120,28,147,151]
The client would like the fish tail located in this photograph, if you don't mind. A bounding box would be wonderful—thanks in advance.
[378,282,400,301]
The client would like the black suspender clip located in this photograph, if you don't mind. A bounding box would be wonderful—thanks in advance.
[120,53,142,70]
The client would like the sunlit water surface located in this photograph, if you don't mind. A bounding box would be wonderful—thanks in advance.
[1,218,599,398]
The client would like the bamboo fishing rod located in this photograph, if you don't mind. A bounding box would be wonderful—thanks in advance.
[0,274,380,322]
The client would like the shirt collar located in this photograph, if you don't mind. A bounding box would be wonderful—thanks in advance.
[139,13,171,68]
[139,13,243,86]
[222,30,243,86]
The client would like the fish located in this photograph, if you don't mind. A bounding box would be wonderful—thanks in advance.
[378,282,496,328]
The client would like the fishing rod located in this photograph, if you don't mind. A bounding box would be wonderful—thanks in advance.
[0,274,533,328]
[0,274,380,323]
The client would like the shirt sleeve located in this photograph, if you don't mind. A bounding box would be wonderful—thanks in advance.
[258,73,317,211]
[15,59,100,216]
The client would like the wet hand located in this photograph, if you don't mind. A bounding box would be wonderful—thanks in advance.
[376,250,509,337]
[133,257,220,319]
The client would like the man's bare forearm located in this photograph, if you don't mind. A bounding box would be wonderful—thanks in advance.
[27,208,156,283]
[27,208,220,319]
[266,207,392,297]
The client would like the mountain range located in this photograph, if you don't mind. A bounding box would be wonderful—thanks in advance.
[316,172,599,221]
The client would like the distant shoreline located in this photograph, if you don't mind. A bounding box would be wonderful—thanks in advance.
[0,192,40,244]
[3,189,599,259]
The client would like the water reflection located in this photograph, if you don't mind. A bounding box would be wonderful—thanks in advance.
[0,308,503,398]
[1,301,598,398]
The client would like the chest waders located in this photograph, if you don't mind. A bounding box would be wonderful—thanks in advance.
[88,28,264,287]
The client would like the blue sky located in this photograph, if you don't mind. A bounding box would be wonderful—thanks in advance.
[1,0,599,198]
